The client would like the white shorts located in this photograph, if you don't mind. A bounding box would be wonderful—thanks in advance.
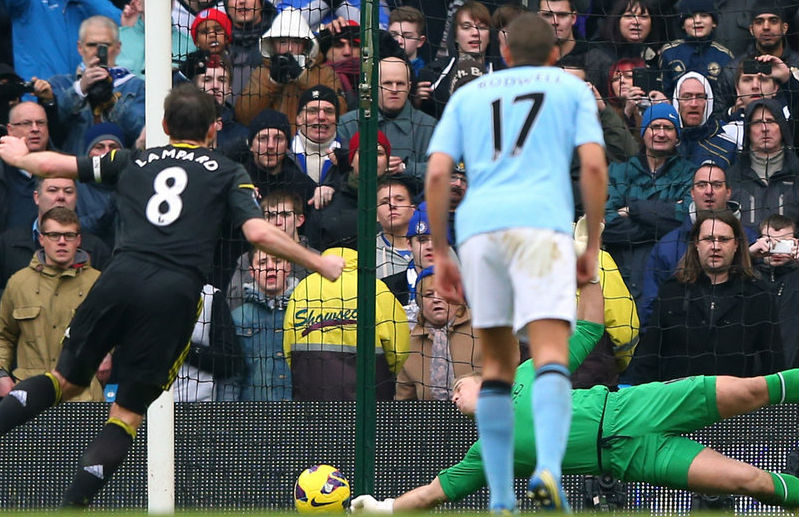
[459,228,576,334]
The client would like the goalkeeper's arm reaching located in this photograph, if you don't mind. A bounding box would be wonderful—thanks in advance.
[351,476,447,513]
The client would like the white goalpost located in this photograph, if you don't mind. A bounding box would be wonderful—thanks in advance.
[144,0,175,513]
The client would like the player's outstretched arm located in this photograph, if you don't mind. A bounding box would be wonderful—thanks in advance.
[351,477,448,513]
[0,136,78,179]
[241,218,345,281]
[576,142,608,286]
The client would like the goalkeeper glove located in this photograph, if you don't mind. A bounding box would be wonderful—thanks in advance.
[350,495,394,514]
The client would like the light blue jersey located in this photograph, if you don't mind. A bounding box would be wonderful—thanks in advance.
[427,66,604,246]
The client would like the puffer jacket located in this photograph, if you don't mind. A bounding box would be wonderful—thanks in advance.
[0,249,103,401]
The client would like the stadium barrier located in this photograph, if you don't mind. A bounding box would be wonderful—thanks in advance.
[1,401,795,513]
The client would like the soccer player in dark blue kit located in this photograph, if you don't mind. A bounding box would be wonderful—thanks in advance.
[0,83,345,507]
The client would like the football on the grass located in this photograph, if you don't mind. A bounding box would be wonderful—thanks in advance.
[294,464,351,513]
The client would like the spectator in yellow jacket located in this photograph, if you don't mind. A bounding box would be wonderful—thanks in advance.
[284,247,409,400]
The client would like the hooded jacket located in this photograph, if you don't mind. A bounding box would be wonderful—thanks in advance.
[671,71,737,168]
[728,98,799,228]
[234,8,346,130]
[0,249,103,401]
[283,247,409,401]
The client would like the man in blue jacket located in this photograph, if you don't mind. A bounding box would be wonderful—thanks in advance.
[639,162,758,324]
[47,15,145,155]
[0,0,120,82]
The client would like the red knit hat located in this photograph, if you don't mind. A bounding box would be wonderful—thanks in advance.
[191,9,233,44]
[348,131,391,165]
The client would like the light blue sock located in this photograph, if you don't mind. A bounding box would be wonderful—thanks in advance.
[476,381,516,510]
[532,363,572,480]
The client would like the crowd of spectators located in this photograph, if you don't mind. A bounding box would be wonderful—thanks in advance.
[0,0,797,402]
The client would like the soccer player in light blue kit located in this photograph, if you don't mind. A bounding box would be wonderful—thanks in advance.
[424,12,608,513]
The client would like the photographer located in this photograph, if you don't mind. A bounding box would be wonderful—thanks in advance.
[47,15,145,155]
[0,65,55,128]
[234,7,345,131]
[750,214,799,368]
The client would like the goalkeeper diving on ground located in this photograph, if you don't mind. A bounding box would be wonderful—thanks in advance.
[352,281,799,513]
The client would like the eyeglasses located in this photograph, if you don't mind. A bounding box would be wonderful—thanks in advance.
[648,124,676,133]
[42,231,80,242]
[9,119,47,128]
[698,235,735,244]
[693,181,726,190]
[265,210,295,220]
[458,22,490,32]
[678,93,708,102]
[304,106,337,117]
[389,31,422,41]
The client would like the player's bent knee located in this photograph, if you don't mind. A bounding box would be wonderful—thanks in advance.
[115,381,164,415]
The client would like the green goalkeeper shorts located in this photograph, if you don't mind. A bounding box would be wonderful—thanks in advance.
[600,376,720,489]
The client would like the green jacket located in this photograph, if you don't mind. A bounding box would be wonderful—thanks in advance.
[0,250,103,401]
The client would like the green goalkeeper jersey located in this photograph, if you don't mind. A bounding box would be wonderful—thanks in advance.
[438,320,607,501]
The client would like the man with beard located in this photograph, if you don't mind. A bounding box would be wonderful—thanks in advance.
[671,72,737,168]
[716,4,799,118]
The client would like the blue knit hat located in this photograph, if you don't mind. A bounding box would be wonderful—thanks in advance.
[84,122,125,154]
[640,103,681,138]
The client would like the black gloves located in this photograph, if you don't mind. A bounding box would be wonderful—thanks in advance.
[270,53,303,84]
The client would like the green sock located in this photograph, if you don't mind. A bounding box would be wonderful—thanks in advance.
[769,472,799,509]
[765,369,798,404]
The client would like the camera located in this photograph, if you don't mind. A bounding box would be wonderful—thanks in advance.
[0,78,35,99]
[742,59,772,75]
[97,44,109,68]
[691,493,734,512]
[583,474,627,511]
[632,67,659,93]
[769,239,795,254]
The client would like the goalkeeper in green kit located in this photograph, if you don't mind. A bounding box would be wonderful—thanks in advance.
[352,280,799,513]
